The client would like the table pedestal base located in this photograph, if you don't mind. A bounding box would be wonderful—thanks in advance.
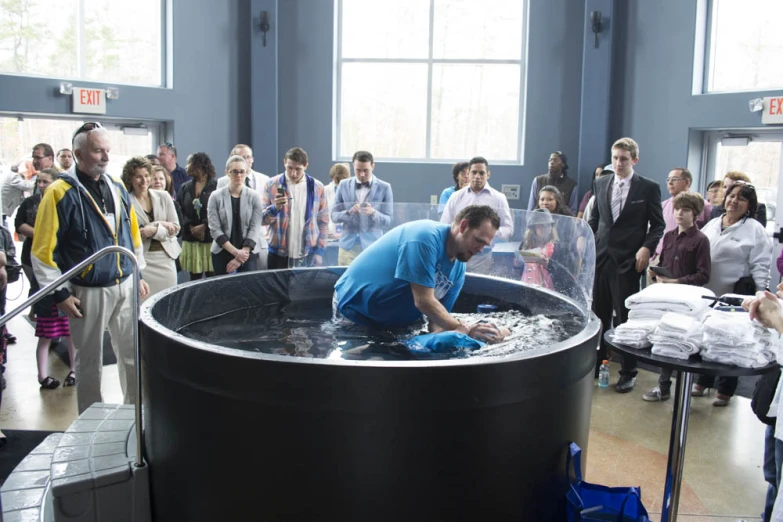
[661,370,694,522]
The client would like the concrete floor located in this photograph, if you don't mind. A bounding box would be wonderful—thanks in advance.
[0,275,769,522]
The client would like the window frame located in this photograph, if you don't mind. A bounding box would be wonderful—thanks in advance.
[702,0,783,94]
[0,0,168,88]
[333,0,529,165]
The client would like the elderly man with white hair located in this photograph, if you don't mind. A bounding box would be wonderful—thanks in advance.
[31,122,149,414]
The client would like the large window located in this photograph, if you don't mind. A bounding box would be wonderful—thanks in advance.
[705,0,783,93]
[335,0,527,163]
[0,0,164,87]
[0,116,162,178]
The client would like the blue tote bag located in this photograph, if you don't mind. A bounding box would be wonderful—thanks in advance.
[566,442,650,522]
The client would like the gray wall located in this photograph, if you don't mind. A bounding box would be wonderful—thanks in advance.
[0,0,251,171]
[253,0,587,207]
[612,0,783,188]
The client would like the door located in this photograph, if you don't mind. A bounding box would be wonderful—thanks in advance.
[704,130,783,286]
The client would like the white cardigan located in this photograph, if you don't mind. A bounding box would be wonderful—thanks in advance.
[701,215,772,296]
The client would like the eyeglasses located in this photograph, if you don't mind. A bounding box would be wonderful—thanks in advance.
[666,177,685,183]
[32,155,50,161]
[228,169,246,176]
[72,122,103,143]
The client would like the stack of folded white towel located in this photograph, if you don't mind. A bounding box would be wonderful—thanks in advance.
[648,312,704,360]
[701,310,780,368]
[609,284,714,350]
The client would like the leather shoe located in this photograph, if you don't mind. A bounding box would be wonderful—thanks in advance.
[615,375,637,393]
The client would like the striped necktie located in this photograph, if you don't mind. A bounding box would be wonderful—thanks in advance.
[611,180,624,221]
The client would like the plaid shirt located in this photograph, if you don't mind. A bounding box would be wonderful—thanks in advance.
[262,173,328,257]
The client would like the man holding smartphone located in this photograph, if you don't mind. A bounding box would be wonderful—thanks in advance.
[331,150,393,266]
[643,191,711,402]
[262,147,328,269]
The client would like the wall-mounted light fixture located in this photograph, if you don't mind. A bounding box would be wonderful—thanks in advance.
[59,81,73,95]
[106,87,119,100]
[749,98,764,112]
[260,11,270,47]
[590,11,603,48]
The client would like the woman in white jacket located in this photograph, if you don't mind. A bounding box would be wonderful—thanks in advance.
[694,181,772,406]
[123,157,181,301]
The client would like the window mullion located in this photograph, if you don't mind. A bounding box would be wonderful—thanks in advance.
[425,0,435,160]
[76,0,87,77]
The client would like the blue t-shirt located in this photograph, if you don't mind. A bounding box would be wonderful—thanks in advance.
[335,220,466,327]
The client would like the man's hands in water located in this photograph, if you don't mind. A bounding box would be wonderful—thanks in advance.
[465,321,511,344]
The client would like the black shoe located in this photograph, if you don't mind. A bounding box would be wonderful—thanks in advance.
[614,375,637,393]
[3,332,16,345]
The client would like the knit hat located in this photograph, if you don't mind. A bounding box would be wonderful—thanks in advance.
[552,151,569,174]
[528,208,554,226]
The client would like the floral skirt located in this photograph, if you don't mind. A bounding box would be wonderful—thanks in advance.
[180,241,213,274]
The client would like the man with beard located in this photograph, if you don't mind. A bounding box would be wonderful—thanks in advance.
[334,205,504,342]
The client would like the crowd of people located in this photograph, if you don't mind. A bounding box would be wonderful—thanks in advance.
[0,125,780,517]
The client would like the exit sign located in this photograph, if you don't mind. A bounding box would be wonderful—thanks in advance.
[72,87,106,115]
[762,96,783,125]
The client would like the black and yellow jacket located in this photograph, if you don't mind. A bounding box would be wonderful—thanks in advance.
[31,171,146,302]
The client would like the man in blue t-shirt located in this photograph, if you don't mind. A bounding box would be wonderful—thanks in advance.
[334,205,503,341]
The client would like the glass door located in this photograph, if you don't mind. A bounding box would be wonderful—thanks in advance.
[0,115,162,178]
[704,130,783,284]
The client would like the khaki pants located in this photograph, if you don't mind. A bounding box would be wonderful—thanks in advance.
[70,277,137,414]
[338,245,363,266]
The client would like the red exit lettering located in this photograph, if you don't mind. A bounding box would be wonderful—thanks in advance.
[79,89,102,106]
[769,97,783,116]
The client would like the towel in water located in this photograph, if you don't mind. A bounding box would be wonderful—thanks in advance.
[405,331,485,355]
[625,283,714,315]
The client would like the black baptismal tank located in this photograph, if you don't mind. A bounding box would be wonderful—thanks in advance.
[140,268,600,521]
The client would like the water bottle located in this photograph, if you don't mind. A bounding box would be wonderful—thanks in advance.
[598,360,610,388]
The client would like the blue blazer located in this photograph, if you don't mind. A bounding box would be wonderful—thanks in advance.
[331,176,394,250]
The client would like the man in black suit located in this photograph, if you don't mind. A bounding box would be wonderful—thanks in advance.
[588,137,665,392]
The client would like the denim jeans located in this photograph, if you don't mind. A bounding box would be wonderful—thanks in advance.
[764,424,783,521]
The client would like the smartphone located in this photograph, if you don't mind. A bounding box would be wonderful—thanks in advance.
[277,187,286,197]
[650,265,674,279]
[360,202,369,208]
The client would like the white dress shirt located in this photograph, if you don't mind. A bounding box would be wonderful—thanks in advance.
[613,172,634,211]
[440,183,514,240]
[287,175,308,259]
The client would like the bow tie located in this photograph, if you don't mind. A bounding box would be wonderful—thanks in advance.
[357,182,371,189]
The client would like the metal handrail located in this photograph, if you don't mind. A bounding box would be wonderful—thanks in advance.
[0,246,144,467]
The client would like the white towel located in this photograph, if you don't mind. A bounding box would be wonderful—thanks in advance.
[625,283,714,315]
[651,344,693,360]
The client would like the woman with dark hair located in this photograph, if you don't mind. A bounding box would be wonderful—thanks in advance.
[122,157,181,299]
[694,181,772,406]
[438,161,469,212]
[176,152,218,280]
[15,168,77,389]
[535,185,572,216]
